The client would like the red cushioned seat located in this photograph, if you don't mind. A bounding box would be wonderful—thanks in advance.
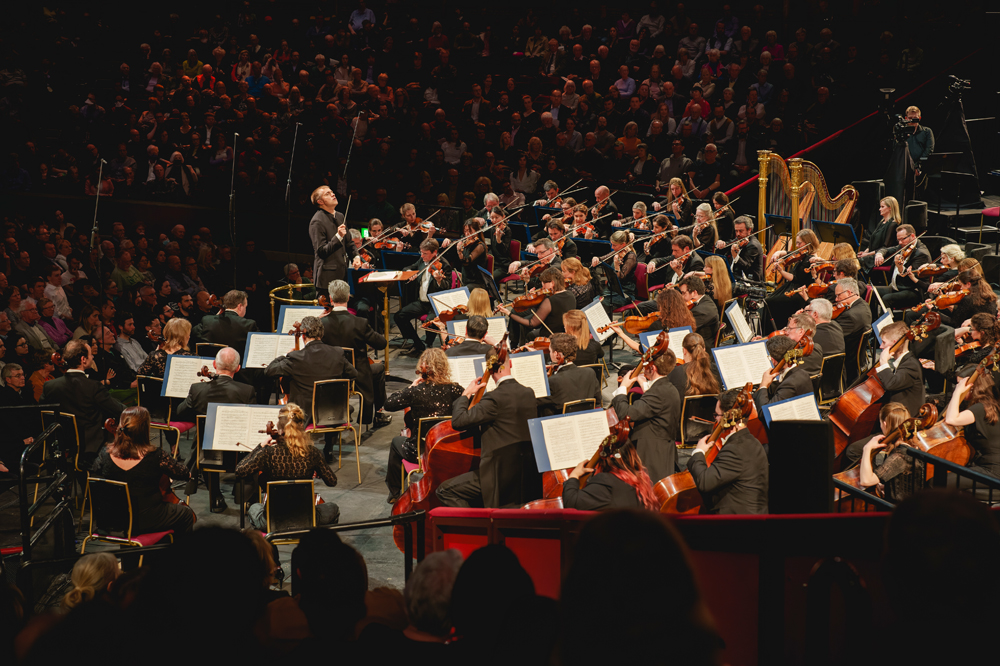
[402,459,420,475]
[982,206,999,217]
[167,421,195,434]
[92,529,174,547]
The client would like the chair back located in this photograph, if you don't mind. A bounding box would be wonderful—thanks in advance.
[87,478,133,538]
[845,329,872,382]
[41,410,82,471]
[265,480,316,534]
[982,255,1000,287]
[137,376,171,424]
[577,363,606,389]
[562,398,596,414]
[195,342,227,358]
[680,394,719,445]
[486,253,494,275]
[509,239,521,262]
[635,262,649,300]
[341,347,356,367]
[313,379,351,428]
[817,354,846,404]
[416,416,451,459]
[919,236,957,262]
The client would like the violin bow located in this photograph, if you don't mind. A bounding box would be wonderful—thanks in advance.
[879,230,927,266]
[717,224,775,252]
[670,196,742,235]
[764,241,814,271]
[356,222,405,253]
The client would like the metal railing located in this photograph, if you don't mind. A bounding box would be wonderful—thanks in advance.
[907,447,1000,502]
[832,479,896,513]
[18,421,77,563]
[265,509,427,579]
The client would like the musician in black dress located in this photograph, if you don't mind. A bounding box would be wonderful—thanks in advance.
[925,244,965,295]
[689,203,720,253]
[764,229,819,334]
[945,367,1000,481]
[383,349,463,503]
[640,215,675,270]
[907,268,997,329]
[857,196,901,273]
[560,258,597,308]
[562,441,659,511]
[488,207,513,282]
[499,267,575,348]
[954,313,1000,370]
[450,218,489,290]
[563,310,605,368]
[712,192,736,243]
[91,406,194,535]
[856,402,926,502]
[754,335,816,412]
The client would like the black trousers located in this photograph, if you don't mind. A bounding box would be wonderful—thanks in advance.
[386,435,418,496]
[394,300,433,347]
[874,285,923,318]
[436,470,484,508]
[133,501,196,535]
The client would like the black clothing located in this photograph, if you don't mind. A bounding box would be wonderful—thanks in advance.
[839,299,872,340]
[175,374,255,422]
[445,339,494,357]
[264,341,358,419]
[611,377,681,482]
[753,365,814,412]
[192,310,259,351]
[309,208,353,290]
[537,363,602,416]
[42,372,126,456]
[862,218,899,255]
[562,473,643,510]
[687,428,769,514]
[452,239,489,288]
[383,381,463,494]
[575,339,606,367]
[690,295,720,347]
[91,448,194,534]
[543,291,576,335]
[876,353,925,417]
[800,341,825,375]
[731,237,764,283]
[321,309,388,421]
[965,402,1000,478]
[235,440,338,487]
[814,321,845,357]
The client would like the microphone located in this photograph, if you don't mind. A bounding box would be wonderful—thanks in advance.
[100,159,107,164]
[234,132,240,137]
[295,122,303,126]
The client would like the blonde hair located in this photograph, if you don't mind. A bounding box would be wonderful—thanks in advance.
[832,242,860,272]
[561,257,592,285]
[666,177,689,202]
[467,288,492,317]
[940,244,965,263]
[563,310,591,350]
[703,256,732,307]
[418,348,453,385]
[243,528,278,588]
[880,196,902,224]
[163,317,191,353]
[278,403,309,457]
[63,553,119,609]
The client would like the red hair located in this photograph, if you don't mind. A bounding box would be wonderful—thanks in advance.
[597,443,660,510]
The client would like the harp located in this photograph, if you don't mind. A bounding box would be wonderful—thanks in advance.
[757,151,859,239]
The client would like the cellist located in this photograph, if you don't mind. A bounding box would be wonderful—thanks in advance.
[562,441,660,511]
[754,335,815,411]
[874,321,926,416]
[686,388,769,515]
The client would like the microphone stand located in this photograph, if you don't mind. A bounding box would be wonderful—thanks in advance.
[285,123,302,253]
[229,133,239,248]
[89,159,106,248]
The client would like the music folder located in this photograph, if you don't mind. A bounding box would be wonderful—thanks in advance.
[872,310,894,346]
[429,286,472,316]
[639,326,692,357]
[276,305,325,333]
[761,393,822,426]
[582,296,615,344]
[472,349,551,398]
[527,409,611,473]
[161,355,216,398]
[725,300,754,344]
[711,340,773,390]
[203,403,284,452]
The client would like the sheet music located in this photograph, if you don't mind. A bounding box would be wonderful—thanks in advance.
[278,306,325,333]
[539,410,611,471]
[764,394,821,422]
[726,302,753,344]
[512,352,550,397]
[447,355,485,391]
[208,404,283,451]
[583,298,614,343]
[163,356,211,398]
[244,333,299,368]
[448,317,510,348]
[363,270,402,282]
[246,409,281,448]
[873,311,894,346]
[639,327,691,358]
[712,340,773,389]
[430,288,470,313]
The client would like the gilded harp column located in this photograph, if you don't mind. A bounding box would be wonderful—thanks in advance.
[757,150,770,246]
[789,158,803,237]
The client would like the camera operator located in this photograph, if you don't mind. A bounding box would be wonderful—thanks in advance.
[898,106,935,174]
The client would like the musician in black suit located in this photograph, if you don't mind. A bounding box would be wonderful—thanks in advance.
[721,215,764,284]
[537,333,602,416]
[444,315,495,357]
[191,289,265,402]
[41,340,125,467]
[873,224,933,312]
[309,185,354,290]
[806,298,846,357]
[174,346,255,512]
[687,388,769,514]
[436,355,541,508]
[321,280,391,427]
[610,350,681,483]
[753,335,816,412]
[0,364,37,468]
[833,278,874,383]
[393,239,454,355]
[875,321,925,416]
[679,277,720,348]
[784,312,825,375]
[664,235,705,286]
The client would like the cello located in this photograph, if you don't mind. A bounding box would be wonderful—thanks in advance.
[653,383,755,514]
[828,312,941,463]
[391,334,509,553]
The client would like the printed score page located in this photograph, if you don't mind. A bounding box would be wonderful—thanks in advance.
[639,327,691,359]
[208,405,283,451]
[475,352,550,397]
[873,311,894,348]
[539,410,612,471]
[446,355,485,391]
[163,356,211,398]
[764,394,821,422]
[278,306,325,333]
[430,288,471,314]
[362,270,402,282]
[712,340,773,389]
[726,302,753,344]
[245,333,298,368]
[582,298,615,344]
[448,317,510,347]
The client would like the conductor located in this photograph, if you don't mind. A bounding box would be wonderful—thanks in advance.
[309,185,354,290]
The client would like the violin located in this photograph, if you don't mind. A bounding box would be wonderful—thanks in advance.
[629,331,671,380]
[518,261,548,280]
[104,417,192,513]
[791,281,833,300]
[831,302,848,319]
[258,421,280,439]
[51,352,66,370]
[809,261,837,275]
[373,240,399,250]
[197,365,219,380]
[767,327,787,339]
[911,289,968,312]
[513,337,550,353]
[765,331,813,379]
[440,335,465,351]
[776,244,813,268]
[655,383,755,513]
[597,312,659,335]
[421,305,468,330]
[913,263,948,278]
[511,288,553,310]
[955,341,981,357]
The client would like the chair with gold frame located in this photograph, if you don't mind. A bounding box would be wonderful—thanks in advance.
[265,479,316,544]
[562,398,597,414]
[81,477,175,564]
[401,415,451,490]
[308,379,362,483]
[41,410,87,519]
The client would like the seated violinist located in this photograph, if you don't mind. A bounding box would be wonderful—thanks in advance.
[687,388,769,515]
[873,224,933,313]
[235,403,340,529]
[91,406,194,535]
[754,335,815,412]
[444,315,494,357]
[804,298,846,357]
[664,235,704,286]
[562,441,660,511]
[678,277,719,347]
[640,215,675,270]
[875,321,925,417]
[953,312,1000,368]
[528,220,578,259]
[591,230,636,296]
[784,312,824,375]
[764,229,820,333]
[611,348,681,483]
[507,238,561,287]
[856,402,925,502]
[499,266,575,348]
[537,333,603,416]
[615,289,696,354]
[393,240,453,355]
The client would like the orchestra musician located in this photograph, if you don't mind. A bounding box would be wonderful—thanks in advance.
[687,388,769,514]
[561,257,598,308]
[563,310,606,367]
[614,201,650,230]
[666,333,721,462]
[764,228,820,333]
[136,317,193,378]
[698,256,733,315]
[945,367,1000,486]
[499,266,575,347]
[321,280,391,428]
[612,289,696,354]
[857,196,902,273]
[678,277,720,347]
[783,312,824,375]
[309,185,354,290]
[665,234,704,286]
[488,206,513,282]
[393,240,453,355]
[590,185,620,237]
[641,215,676,271]
[723,215,764,285]
[610,348,681,482]
[450,218,489,290]
[925,244,965,293]
[436,353,542,508]
[953,313,1000,369]
[444,315,495,356]
[537,333,602,416]
[592,230,637,297]
[873,224,932,313]
[529,220,578,259]
[562,441,660,511]
[652,177,692,226]
[874,321,926,416]
[396,202,434,253]
[383,348,463,503]
[689,203,720,252]
[803,298,846,357]
[753,335,816,412]
[91,405,194,534]
[856,402,924,501]
[508,238,561,287]
[236,402,340,528]
[907,267,997,329]
[712,191,736,242]
[567,204,597,239]
[833,278,873,384]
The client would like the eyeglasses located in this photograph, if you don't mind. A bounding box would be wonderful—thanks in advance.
[16,341,29,347]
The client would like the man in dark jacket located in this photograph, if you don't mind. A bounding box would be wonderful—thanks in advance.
[753,335,816,412]
[443,315,494,357]
[680,277,719,348]
[537,333,602,416]
[192,289,264,401]
[393,239,454,355]
[309,185,353,290]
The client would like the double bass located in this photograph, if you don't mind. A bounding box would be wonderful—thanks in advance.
[391,334,509,553]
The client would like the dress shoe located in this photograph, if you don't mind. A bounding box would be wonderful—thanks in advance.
[372,411,393,429]
[324,449,335,464]
[387,493,401,504]
[210,495,228,513]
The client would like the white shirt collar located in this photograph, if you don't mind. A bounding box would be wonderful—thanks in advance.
[66,368,86,374]
[495,375,516,386]
[333,305,349,311]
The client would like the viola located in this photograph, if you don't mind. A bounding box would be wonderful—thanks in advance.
[655,383,755,514]
[197,365,219,380]
[955,341,981,357]
[628,330,670,380]
[765,331,813,380]
[511,288,553,310]
[359,251,373,264]
[597,312,659,335]
[518,261,549,280]
[513,337,550,353]
[440,334,465,351]
[911,289,968,312]
[104,418,192,514]
[421,305,468,330]
[767,327,787,339]
[809,261,837,275]
[373,240,398,250]
[537,408,624,500]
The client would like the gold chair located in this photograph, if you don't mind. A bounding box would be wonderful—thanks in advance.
[562,398,597,414]
[265,479,317,544]
[309,379,362,483]
[401,416,452,490]
[81,478,175,565]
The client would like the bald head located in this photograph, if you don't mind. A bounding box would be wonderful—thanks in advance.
[214,347,241,375]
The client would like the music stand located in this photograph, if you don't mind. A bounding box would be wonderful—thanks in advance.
[573,238,613,265]
[477,266,503,305]
[812,220,860,249]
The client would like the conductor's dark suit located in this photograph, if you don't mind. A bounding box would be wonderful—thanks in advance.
[174,374,255,422]
[321,308,387,422]
[309,208,354,290]
[687,428,769,514]
[41,370,126,457]
[436,377,541,508]
[611,377,681,483]
[537,363,602,416]
[264,340,358,418]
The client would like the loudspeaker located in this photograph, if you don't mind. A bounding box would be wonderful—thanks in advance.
[905,200,928,233]
[851,180,885,236]
[767,420,834,514]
